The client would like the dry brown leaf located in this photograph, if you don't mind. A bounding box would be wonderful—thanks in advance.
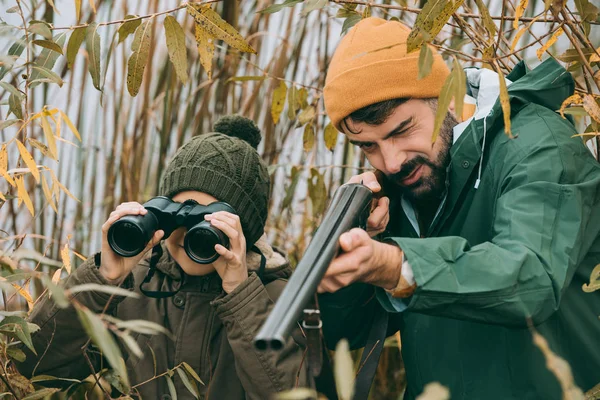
[514,0,529,29]
[536,27,564,60]
[52,267,63,284]
[61,242,71,274]
[582,94,600,123]
[559,93,583,119]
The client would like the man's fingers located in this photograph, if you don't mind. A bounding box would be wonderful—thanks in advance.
[348,172,381,192]
[367,197,389,230]
[215,244,236,262]
[339,228,369,252]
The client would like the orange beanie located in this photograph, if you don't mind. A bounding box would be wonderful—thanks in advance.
[324,17,450,131]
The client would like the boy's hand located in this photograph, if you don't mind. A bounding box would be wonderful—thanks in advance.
[100,202,164,283]
[347,172,390,237]
[204,211,248,293]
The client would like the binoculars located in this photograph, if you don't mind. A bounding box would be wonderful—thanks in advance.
[107,196,236,264]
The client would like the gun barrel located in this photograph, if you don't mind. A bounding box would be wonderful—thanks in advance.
[254,183,372,350]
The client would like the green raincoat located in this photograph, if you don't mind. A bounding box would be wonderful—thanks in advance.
[320,58,600,399]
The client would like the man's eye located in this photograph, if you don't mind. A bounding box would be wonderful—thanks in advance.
[358,143,375,152]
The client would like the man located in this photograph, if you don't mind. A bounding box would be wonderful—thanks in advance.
[318,17,600,399]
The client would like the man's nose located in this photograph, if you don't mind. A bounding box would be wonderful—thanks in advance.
[382,148,406,175]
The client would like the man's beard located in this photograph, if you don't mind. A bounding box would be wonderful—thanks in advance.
[386,112,458,202]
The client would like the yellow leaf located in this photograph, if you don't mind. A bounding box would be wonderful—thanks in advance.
[61,243,71,274]
[15,176,34,216]
[303,124,315,152]
[71,249,87,261]
[41,174,58,213]
[0,143,7,172]
[474,0,496,38]
[55,112,62,138]
[0,170,15,187]
[432,67,456,143]
[536,27,563,60]
[495,64,512,137]
[452,57,466,121]
[75,0,81,20]
[298,106,316,125]
[558,93,583,119]
[118,15,141,44]
[583,263,600,293]
[0,192,4,201]
[59,111,81,141]
[194,24,215,80]
[324,122,339,151]
[271,80,287,124]
[164,16,189,84]
[52,268,62,284]
[591,47,600,62]
[67,26,86,68]
[417,44,434,80]
[40,116,58,160]
[407,0,465,53]
[513,0,529,29]
[16,140,40,183]
[186,4,256,54]
[127,20,153,97]
[57,177,79,202]
[583,94,600,123]
[12,283,33,309]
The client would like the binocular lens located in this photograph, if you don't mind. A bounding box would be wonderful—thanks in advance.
[108,221,147,257]
[185,222,230,264]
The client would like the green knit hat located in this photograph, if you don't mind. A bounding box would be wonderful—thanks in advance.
[159,115,270,247]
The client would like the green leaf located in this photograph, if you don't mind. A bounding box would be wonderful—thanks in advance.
[6,6,19,13]
[302,0,327,16]
[21,388,61,400]
[127,20,152,97]
[0,82,24,100]
[29,22,53,40]
[6,346,26,362]
[341,14,362,35]
[0,36,26,80]
[303,124,315,152]
[187,4,256,54]
[562,106,593,117]
[298,105,316,125]
[324,122,338,151]
[182,362,204,384]
[271,80,287,124]
[431,66,456,143]
[0,316,37,354]
[227,75,266,82]
[177,367,200,399]
[66,27,86,68]
[41,274,69,308]
[259,0,303,14]
[86,22,102,91]
[8,93,23,120]
[28,32,67,88]
[287,86,298,119]
[574,0,599,22]
[164,16,188,84]
[166,375,178,400]
[29,65,64,87]
[474,0,496,38]
[407,0,465,53]
[68,283,140,298]
[75,306,130,391]
[32,39,64,54]
[282,166,300,210]
[308,168,327,217]
[118,15,141,44]
[334,339,354,400]
[417,44,433,80]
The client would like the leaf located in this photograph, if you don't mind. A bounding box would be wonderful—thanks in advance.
[475,0,496,38]
[102,369,129,394]
[275,388,320,400]
[271,80,287,124]
[324,122,339,151]
[341,14,362,35]
[51,170,79,202]
[127,21,152,97]
[7,346,26,362]
[164,16,188,84]
[28,138,50,158]
[407,0,465,53]
[40,274,69,308]
[583,264,600,292]
[41,174,58,213]
[298,105,316,125]
[75,0,81,20]
[287,86,299,119]
[60,242,71,274]
[0,144,7,173]
[166,375,178,400]
[308,168,327,217]
[582,94,600,123]
[558,93,583,118]
[334,339,354,400]
[46,0,60,15]
[86,22,102,91]
[120,332,143,358]
[68,283,140,298]
[187,4,256,54]
[418,45,434,80]
[574,0,599,22]
[40,116,58,160]
[415,382,450,400]
[302,0,327,16]
[452,57,466,121]
[29,22,53,40]
[30,375,81,384]
[110,319,173,339]
[259,0,303,14]
[496,65,512,137]
[32,39,63,54]
[194,23,215,80]
[15,176,35,216]
[59,110,82,141]
[303,124,315,152]
[0,119,20,131]
[282,166,300,210]
[118,15,141,44]
[8,93,23,120]
[67,27,86,68]
[432,67,456,143]
[536,27,563,60]
[30,65,64,87]
[0,82,24,99]
[16,140,40,183]
[182,362,204,384]
[21,388,61,400]
[514,0,529,29]
[177,367,200,399]
[0,316,36,353]
[591,47,600,63]
[0,37,26,79]
[76,306,130,391]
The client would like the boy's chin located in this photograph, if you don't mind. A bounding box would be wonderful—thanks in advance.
[176,257,216,276]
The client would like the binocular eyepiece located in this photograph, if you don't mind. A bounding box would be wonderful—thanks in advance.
[107,196,236,264]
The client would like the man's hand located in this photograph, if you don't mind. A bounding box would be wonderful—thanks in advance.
[317,228,402,293]
[348,172,390,237]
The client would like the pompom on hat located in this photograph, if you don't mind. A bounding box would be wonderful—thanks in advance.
[159,115,270,247]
